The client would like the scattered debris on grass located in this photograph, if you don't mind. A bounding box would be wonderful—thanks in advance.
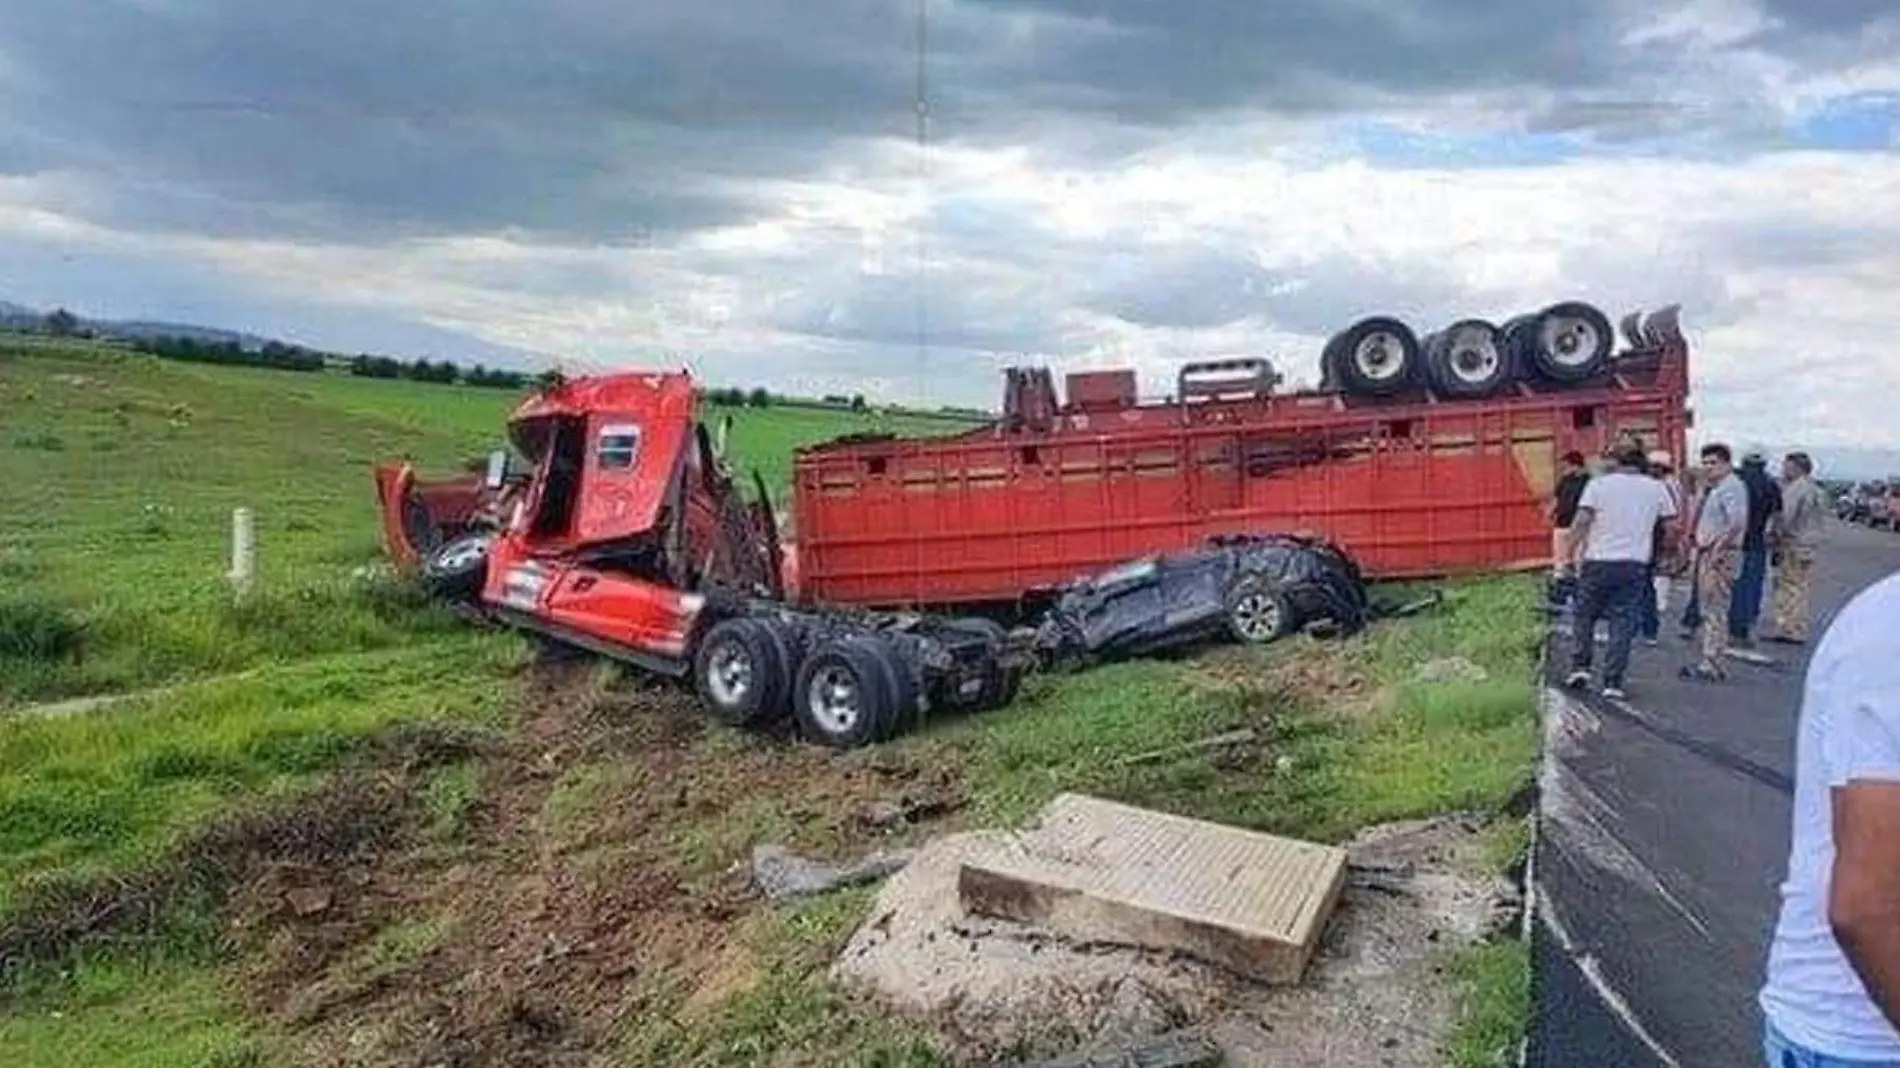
[752,844,914,902]
[1110,729,1260,769]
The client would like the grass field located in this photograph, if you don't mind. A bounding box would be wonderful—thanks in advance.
[1,335,1539,1067]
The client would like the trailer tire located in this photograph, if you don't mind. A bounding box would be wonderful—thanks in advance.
[422,534,491,600]
[693,618,785,728]
[793,637,899,749]
[1526,301,1614,383]
[1223,575,1297,645]
[1328,316,1420,397]
[1424,319,1512,397]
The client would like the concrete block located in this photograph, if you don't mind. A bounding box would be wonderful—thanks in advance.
[958,793,1346,984]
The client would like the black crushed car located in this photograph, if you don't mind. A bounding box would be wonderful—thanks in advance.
[1032,534,1372,666]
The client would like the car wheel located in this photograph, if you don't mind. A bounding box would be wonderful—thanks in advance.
[422,534,491,600]
[793,636,898,748]
[1223,576,1297,645]
[693,618,786,728]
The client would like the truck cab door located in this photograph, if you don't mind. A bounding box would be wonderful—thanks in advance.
[573,413,689,547]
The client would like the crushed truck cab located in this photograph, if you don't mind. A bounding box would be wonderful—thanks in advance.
[376,371,1021,748]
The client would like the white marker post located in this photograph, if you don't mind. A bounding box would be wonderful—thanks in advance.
[229,506,255,599]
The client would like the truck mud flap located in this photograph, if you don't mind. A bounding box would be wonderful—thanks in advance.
[491,607,690,678]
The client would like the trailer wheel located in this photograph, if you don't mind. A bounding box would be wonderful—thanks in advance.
[422,534,491,600]
[1527,301,1614,383]
[694,618,785,728]
[1328,316,1419,397]
[793,637,898,749]
[1223,576,1297,645]
[1424,319,1511,397]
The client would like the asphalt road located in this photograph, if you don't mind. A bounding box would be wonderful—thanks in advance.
[1527,521,1900,1068]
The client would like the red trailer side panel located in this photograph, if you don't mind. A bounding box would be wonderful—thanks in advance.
[792,324,1688,607]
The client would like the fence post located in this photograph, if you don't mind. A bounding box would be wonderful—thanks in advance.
[229,507,255,598]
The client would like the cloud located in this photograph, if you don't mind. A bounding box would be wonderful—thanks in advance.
[2,0,1899,454]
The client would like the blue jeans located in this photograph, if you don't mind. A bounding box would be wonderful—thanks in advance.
[1570,560,1646,688]
[1732,545,1768,638]
[1765,1020,1900,1067]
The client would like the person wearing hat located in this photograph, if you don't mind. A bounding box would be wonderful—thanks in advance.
[1564,440,1679,698]
[1769,452,1825,643]
[1639,449,1686,645]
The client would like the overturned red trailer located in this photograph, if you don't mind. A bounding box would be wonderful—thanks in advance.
[789,305,1690,607]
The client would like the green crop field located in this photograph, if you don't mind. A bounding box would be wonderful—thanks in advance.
[0,333,1537,1068]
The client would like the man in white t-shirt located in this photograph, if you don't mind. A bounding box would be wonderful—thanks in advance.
[1564,442,1679,699]
[1760,572,1900,1066]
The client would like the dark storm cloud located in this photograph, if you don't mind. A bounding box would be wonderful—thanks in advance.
[0,0,944,240]
[950,0,1624,121]
[4,0,1885,247]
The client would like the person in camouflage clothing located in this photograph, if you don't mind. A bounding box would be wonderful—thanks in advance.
[1769,452,1826,644]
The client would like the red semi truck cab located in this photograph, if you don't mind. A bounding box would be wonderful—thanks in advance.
[374,371,1016,748]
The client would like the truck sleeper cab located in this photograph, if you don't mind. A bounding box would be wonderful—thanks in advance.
[379,372,1017,749]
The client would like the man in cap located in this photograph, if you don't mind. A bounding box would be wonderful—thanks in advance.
[1684,443,1748,681]
[1770,452,1826,644]
[1565,440,1678,698]
[1732,446,1784,645]
[1640,449,1685,645]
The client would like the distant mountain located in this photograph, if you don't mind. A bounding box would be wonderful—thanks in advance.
[1,300,276,350]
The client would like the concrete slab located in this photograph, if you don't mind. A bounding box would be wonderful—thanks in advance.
[957,793,1347,984]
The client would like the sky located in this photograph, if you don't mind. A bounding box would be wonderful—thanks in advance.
[2,0,1898,456]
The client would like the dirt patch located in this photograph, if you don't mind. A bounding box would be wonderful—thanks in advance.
[234,657,969,1068]
[834,815,1517,1065]
[1193,639,1377,714]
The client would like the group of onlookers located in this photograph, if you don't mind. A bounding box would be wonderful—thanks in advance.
[1550,440,1827,697]
[1550,438,1900,1068]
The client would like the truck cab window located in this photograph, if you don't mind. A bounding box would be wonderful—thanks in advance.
[597,425,640,470]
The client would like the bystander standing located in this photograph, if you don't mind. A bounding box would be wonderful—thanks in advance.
[1639,449,1685,646]
[1683,443,1748,682]
[1564,442,1678,699]
[1758,570,1900,1065]
[1769,452,1826,645]
[1550,450,1590,606]
[1733,447,1784,646]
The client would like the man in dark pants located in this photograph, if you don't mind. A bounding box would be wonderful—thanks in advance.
[1565,443,1679,698]
[1550,450,1591,608]
[1732,448,1784,646]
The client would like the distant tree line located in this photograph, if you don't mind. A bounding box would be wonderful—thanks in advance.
[341,353,526,388]
[40,310,984,417]
[699,386,778,408]
[131,335,326,372]
[121,331,529,390]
